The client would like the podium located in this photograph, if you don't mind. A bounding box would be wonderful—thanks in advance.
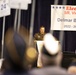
[36,41,43,67]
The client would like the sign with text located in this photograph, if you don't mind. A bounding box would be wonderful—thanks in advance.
[51,5,76,31]
[0,0,10,17]
[10,0,31,10]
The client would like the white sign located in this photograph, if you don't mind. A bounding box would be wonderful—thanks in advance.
[26,0,31,4]
[10,0,31,10]
[0,0,10,17]
[51,5,76,31]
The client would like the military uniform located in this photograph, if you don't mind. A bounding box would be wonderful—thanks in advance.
[34,33,45,40]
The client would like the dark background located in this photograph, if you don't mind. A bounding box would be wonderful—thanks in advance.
[0,0,76,53]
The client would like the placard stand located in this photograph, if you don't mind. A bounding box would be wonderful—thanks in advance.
[29,0,36,46]
[14,9,18,31]
[0,17,6,69]
[10,0,31,31]
[17,3,21,32]
[0,0,10,70]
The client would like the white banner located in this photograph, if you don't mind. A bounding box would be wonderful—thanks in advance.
[51,5,76,31]
[0,0,10,17]
[10,0,31,10]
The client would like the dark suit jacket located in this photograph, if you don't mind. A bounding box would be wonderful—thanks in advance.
[1,70,30,75]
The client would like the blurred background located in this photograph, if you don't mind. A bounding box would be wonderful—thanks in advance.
[0,0,76,71]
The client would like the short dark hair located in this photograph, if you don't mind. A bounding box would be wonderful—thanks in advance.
[40,26,45,29]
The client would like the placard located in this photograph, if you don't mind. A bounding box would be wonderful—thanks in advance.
[10,0,31,10]
[26,0,31,4]
[51,5,76,31]
[0,0,10,17]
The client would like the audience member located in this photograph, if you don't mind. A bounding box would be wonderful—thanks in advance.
[68,59,76,74]
[34,26,45,40]
[1,27,37,75]
[30,33,72,75]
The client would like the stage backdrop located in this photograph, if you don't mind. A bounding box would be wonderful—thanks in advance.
[0,0,76,53]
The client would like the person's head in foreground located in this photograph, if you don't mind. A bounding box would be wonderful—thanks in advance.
[3,27,37,73]
[68,59,76,74]
[29,33,72,75]
[41,33,62,67]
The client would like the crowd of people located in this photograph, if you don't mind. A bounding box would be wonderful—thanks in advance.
[0,26,76,75]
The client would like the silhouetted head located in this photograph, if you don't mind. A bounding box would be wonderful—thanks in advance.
[4,27,37,70]
[41,33,62,67]
[68,59,76,74]
[4,28,27,70]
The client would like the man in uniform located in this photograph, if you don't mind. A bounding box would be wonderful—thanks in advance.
[34,26,45,67]
[30,33,72,75]
[34,26,45,40]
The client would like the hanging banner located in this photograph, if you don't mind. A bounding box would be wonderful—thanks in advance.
[10,0,31,10]
[0,0,10,17]
[51,5,76,31]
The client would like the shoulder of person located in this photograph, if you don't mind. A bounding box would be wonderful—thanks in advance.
[34,33,40,36]
[29,68,44,75]
[29,67,72,75]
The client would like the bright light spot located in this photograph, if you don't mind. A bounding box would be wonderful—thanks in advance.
[26,47,37,59]
[0,59,4,69]
[44,33,59,55]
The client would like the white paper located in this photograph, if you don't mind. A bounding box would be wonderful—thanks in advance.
[10,0,32,10]
[26,0,31,4]
[0,0,10,17]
